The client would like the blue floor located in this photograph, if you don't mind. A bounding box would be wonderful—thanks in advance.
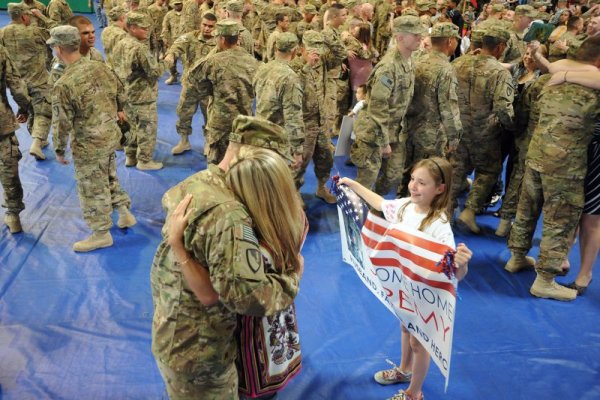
[1,12,600,400]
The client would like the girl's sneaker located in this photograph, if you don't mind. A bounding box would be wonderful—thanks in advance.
[374,360,412,385]
[388,389,424,400]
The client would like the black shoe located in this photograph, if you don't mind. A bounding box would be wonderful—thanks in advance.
[561,280,592,296]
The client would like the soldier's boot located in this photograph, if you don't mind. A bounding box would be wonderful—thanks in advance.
[165,74,178,85]
[315,179,336,204]
[171,135,191,155]
[137,160,163,171]
[73,230,113,252]
[117,206,137,229]
[530,271,577,301]
[29,138,46,161]
[4,213,22,234]
[504,253,536,274]
[457,208,480,234]
[495,218,512,237]
[125,155,137,167]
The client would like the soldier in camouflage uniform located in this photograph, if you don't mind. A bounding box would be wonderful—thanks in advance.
[161,0,186,85]
[180,0,206,34]
[452,26,515,233]
[20,0,47,27]
[112,12,165,170]
[0,45,31,234]
[504,37,600,301]
[0,4,54,162]
[168,12,217,155]
[186,20,258,164]
[264,13,290,62]
[49,26,136,252]
[254,32,305,169]
[152,115,300,400]
[224,0,255,56]
[101,6,128,68]
[295,4,318,38]
[401,22,462,194]
[147,0,169,60]
[47,0,73,25]
[289,30,336,203]
[501,5,536,64]
[350,16,424,195]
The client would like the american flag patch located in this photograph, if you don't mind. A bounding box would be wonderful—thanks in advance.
[241,225,259,246]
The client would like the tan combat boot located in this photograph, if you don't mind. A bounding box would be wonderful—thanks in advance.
[315,179,336,204]
[29,138,46,160]
[137,160,163,171]
[495,218,512,237]
[530,271,577,301]
[504,253,536,273]
[4,214,22,233]
[73,230,113,252]
[165,74,178,85]
[125,155,137,167]
[457,208,480,234]
[171,136,191,155]
[117,206,137,228]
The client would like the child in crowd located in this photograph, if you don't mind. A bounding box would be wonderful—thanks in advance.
[339,157,472,400]
[348,84,367,118]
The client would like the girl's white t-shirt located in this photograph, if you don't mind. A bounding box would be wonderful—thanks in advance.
[381,198,456,248]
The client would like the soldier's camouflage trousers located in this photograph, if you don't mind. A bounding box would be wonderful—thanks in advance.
[350,139,406,195]
[176,84,207,138]
[73,153,131,231]
[156,358,238,400]
[508,166,584,275]
[499,133,532,220]
[28,84,52,141]
[0,133,24,215]
[294,124,334,188]
[205,131,229,165]
[126,102,158,163]
[399,133,446,196]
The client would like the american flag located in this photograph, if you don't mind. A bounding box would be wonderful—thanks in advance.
[332,179,370,228]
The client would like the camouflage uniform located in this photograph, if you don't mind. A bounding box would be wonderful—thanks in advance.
[548,31,577,62]
[0,45,31,218]
[147,2,169,57]
[264,28,283,62]
[170,31,216,139]
[101,24,128,68]
[20,0,47,26]
[46,0,73,25]
[161,7,185,48]
[48,47,104,87]
[321,24,347,136]
[52,57,131,232]
[508,82,600,275]
[112,14,164,164]
[372,0,394,59]
[186,24,258,163]
[180,0,203,34]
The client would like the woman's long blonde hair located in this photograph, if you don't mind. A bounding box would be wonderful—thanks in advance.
[226,147,305,273]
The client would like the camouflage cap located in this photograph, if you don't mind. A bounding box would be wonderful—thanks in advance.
[415,0,435,12]
[490,3,505,12]
[225,0,244,12]
[302,30,325,52]
[430,22,460,38]
[402,8,419,17]
[108,5,127,21]
[471,28,485,42]
[229,116,293,162]
[302,4,317,13]
[484,25,510,42]
[214,19,240,36]
[126,11,152,27]
[393,15,427,34]
[276,32,299,52]
[342,0,360,8]
[514,4,537,18]
[537,11,551,21]
[46,25,81,47]
[7,3,32,18]
[172,0,183,4]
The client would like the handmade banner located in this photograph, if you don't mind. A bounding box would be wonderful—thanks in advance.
[335,184,457,389]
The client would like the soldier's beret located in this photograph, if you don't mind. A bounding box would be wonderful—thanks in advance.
[7,3,32,18]
[515,5,537,18]
[46,25,81,47]
[225,0,244,13]
[214,19,240,36]
[430,22,461,39]
[276,32,299,52]
[126,12,152,27]
[229,116,294,163]
[108,5,127,21]
[302,30,325,52]
[484,25,511,42]
[393,15,427,34]
[491,3,505,12]
[302,4,317,13]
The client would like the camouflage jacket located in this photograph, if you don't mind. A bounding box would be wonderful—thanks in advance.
[0,23,50,88]
[353,47,415,148]
[151,163,299,374]
[239,25,255,56]
[187,47,258,144]
[167,31,216,77]
[0,45,31,137]
[180,0,202,34]
[501,29,526,64]
[289,56,327,128]
[254,59,305,155]
[526,81,600,179]
[20,0,47,26]
[264,28,282,63]
[46,0,73,25]
[322,25,346,78]
[52,58,125,158]
[161,9,185,47]
[405,49,462,151]
[147,3,169,35]
[548,31,577,62]
[112,34,163,104]
[48,47,104,87]
[101,25,128,68]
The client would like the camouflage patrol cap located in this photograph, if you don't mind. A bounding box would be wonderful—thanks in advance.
[402,8,420,17]
[415,0,435,12]
[172,0,183,4]
[108,5,127,21]
[342,0,360,9]
[214,19,240,36]
[302,30,325,52]
[126,12,152,27]
[430,22,460,39]
[46,25,81,47]
[484,25,510,42]
[225,0,244,13]
[276,32,299,52]
[537,11,551,21]
[229,116,293,162]
[393,15,427,34]
[515,5,537,18]
[302,4,317,13]
[490,3,505,12]
[7,3,32,18]
[471,28,485,42]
